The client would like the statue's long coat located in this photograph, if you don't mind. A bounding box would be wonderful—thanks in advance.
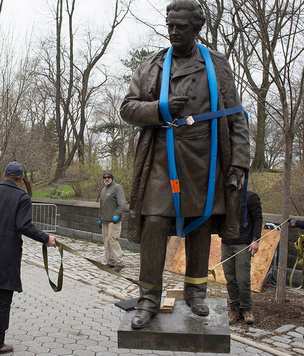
[120,45,250,243]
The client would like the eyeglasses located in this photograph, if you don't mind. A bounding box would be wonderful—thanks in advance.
[104,177,111,179]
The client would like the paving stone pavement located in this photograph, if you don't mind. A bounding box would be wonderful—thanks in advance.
[3,234,303,355]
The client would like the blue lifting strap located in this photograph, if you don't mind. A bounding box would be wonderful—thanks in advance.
[242,111,250,228]
[175,105,244,127]
[159,43,249,237]
[159,43,218,237]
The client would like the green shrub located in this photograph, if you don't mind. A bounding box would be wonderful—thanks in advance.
[46,184,72,200]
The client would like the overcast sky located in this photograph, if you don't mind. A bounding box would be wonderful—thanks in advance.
[0,0,169,69]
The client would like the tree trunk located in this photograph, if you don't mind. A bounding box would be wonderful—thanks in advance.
[251,93,269,171]
[275,130,293,302]
[22,171,32,197]
[53,134,66,181]
[54,0,64,181]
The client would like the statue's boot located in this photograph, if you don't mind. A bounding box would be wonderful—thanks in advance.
[131,310,154,329]
[131,288,161,329]
[131,216,172,329]
[183,217,212,317]
[185,292,210,316]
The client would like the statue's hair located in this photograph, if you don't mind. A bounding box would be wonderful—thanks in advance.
[166,0,206,32]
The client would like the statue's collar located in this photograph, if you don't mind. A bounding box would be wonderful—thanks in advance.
[155,44,205,69]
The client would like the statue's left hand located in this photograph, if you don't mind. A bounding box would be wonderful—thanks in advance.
[227,166,244,190]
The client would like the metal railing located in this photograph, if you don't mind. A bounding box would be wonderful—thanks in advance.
[32,203,58,232]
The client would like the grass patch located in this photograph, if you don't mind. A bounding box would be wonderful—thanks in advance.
[32,184,74,199]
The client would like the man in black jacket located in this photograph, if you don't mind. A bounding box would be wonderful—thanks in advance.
[221,185,262,325]
[0,162,56,354]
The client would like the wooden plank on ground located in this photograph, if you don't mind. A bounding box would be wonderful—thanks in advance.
[165,229,280,293]
[162,298,175,308]
[159,298,175,313]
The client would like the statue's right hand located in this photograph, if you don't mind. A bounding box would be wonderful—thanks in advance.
[168,96,189,115]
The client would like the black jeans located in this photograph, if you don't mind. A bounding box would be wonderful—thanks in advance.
[0,289,14,347]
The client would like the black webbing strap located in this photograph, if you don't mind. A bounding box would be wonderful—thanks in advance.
[43,241,64,292]
[42,240,162,292]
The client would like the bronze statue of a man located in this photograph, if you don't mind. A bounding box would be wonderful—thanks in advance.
[120,0,250,329]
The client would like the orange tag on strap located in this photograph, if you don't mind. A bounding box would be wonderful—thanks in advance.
[170,179,180,193]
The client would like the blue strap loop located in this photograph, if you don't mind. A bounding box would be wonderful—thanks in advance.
[159,46,182,225]
[242,110,250,227]
[159,43,218,237]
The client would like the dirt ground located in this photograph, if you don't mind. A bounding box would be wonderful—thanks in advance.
[233,284,304,331]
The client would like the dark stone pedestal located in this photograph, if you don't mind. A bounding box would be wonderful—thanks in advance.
[117,298,230,353]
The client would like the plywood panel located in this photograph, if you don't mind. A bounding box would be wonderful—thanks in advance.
[165,228,280,293]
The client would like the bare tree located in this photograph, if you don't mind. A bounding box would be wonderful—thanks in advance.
[228,0,276,170]
[40,0,131,181]
[238,0,304,302]
[92,87,131,170]
[0,39,36,165]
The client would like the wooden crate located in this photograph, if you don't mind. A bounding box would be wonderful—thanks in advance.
[164,228,280,293]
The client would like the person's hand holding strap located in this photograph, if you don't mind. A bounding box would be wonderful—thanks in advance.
[45,235,56,247]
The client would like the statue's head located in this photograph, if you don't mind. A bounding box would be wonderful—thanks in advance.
[166,0,205,54]
[166,0,206,34]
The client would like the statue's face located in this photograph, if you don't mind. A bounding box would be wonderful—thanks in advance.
[167,10,196,54]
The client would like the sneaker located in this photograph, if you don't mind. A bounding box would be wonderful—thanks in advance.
[0,343,14,353]
[228,306,242,324]
[241,308,255,324]
[113,264,125,273]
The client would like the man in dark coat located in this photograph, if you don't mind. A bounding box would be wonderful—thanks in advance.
[0,162,56,354]
[222,186,262,325]
[120,0,250,329]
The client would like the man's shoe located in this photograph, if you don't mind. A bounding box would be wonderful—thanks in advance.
[228,306,242,324]
[241,308,255,324]
[106,263,114,268]
[131,309,155,329]
[113,264,125,273]
[0,343,14,354]
[186,298,209,316]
